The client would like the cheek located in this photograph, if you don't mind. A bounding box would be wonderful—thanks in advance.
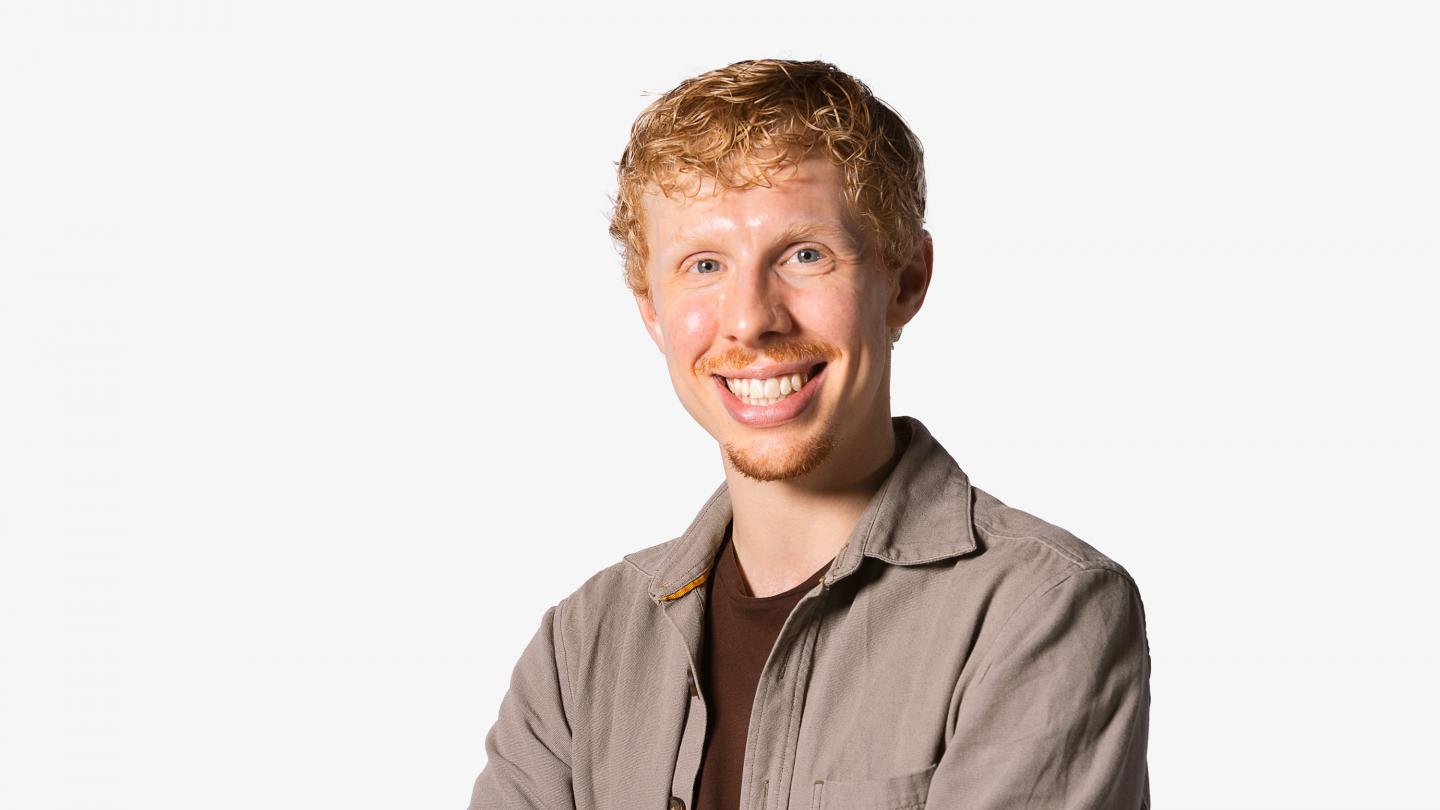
[788,288,868,344]
[662,300,716,356]
[681,308,708,339]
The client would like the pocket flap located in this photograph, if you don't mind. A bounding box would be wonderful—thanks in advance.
[815,762,937,810]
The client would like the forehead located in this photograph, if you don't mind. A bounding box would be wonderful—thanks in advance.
[639,155,855,245]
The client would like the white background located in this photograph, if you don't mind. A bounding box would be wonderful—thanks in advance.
[2,1,1436,808]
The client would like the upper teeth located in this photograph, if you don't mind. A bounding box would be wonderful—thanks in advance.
[724,370,810,406]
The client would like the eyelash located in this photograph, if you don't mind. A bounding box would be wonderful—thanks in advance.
[686,247,827,274]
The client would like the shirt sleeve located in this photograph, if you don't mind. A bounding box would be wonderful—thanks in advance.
[468,602,577,810]
[928,567,1152,809]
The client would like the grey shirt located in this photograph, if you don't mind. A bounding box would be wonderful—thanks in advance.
[469,416,1151,809]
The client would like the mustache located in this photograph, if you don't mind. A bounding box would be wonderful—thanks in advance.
[693,339,841,377]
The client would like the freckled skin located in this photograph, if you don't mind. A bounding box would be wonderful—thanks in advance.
[635,155,930,487]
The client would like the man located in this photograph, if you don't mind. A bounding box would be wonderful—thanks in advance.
[469,59,1150,810]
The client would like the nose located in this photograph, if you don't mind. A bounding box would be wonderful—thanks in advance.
[718,261,792,346]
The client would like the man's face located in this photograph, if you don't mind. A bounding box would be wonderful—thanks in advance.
[635,155,909,482]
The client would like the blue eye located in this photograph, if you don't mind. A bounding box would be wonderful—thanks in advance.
[690,258,721,274]
[794,248,823,263]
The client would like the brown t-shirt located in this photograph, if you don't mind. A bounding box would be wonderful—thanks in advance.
[693,523,833,810]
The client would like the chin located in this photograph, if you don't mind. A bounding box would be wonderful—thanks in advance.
[722,425,838,482]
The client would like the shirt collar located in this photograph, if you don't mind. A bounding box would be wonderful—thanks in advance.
[648,415,979,603]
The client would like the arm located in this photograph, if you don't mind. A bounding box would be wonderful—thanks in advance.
[468,602,577,810]
[929,568,1151,809]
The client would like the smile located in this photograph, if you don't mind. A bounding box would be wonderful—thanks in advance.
[720,364,818,406]
[711,361,827,426]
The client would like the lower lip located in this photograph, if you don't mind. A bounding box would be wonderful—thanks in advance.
[713,363,827,427]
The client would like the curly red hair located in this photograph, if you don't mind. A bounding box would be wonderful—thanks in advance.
[609,59,927,298]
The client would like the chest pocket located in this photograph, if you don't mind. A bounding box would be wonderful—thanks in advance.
[811,762,937,810]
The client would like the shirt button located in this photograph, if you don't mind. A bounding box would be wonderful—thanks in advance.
[669,797,686,810]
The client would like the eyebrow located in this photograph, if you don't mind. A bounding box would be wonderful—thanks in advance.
[774,222,864,252]
[670,221,864,254]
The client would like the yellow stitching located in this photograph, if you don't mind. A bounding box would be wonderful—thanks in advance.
[658,567,711,601]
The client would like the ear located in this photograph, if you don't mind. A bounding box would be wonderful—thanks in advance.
[634,291,666,353]
[885,229,934,333]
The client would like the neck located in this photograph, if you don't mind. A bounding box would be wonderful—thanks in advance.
[720,409,902,598]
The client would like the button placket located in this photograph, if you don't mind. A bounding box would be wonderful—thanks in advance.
[661,592,709,810]
[743,587,828,809]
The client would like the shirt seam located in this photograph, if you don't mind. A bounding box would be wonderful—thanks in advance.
[972,517,1124,573]
[552,598,576,770]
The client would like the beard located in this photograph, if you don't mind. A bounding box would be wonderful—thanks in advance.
[722,423,839,482]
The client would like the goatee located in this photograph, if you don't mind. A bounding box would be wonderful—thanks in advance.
[723,428,838,482]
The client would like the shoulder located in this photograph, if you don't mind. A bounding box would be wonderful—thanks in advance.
[546,535,679,630]
[553,536,676,603]
[967,483,1140,591]
[962,485,1150,670]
